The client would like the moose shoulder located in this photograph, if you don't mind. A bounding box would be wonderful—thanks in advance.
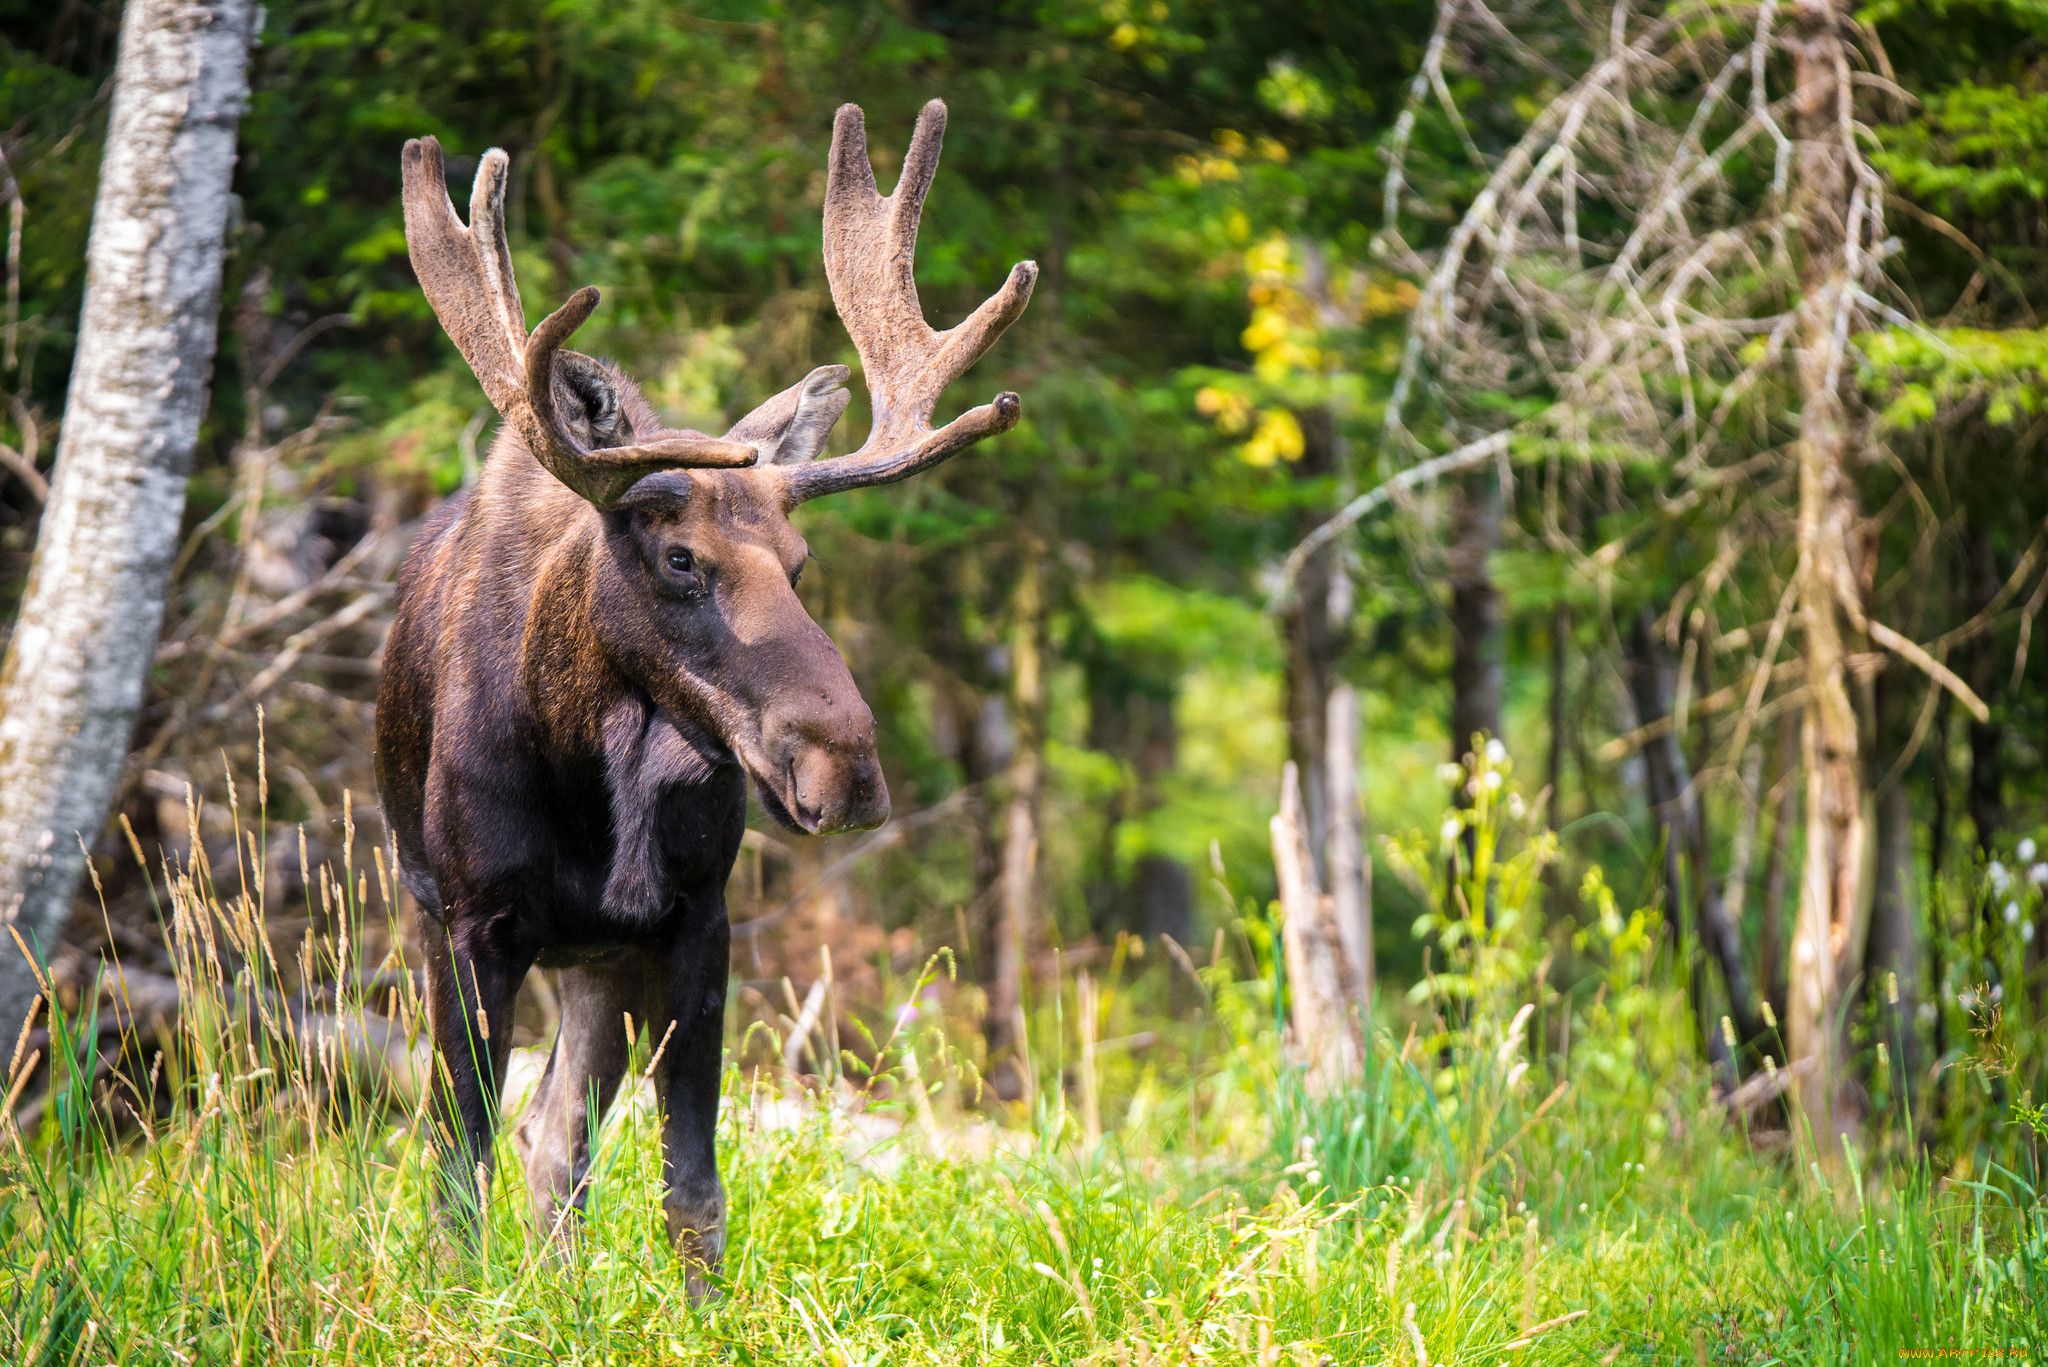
[375,100,1033,1297]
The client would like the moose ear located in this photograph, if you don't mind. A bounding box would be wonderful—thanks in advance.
[725,365,852,465]
[612,469,696,514]
[552,351,633,448]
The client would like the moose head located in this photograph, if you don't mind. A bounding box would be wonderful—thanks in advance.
[398,100,1035,837]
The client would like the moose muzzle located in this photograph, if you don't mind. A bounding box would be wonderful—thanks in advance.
[761,705,890,835]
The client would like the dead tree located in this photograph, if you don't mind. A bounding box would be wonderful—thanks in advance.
[1313,0,1991,1139]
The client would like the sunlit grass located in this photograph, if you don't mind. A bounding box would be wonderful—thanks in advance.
[1,750,2043,1363]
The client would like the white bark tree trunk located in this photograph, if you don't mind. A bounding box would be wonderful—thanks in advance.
[1325,683,1373,1008]
[1273,760,1360,1092]
[0,0,258,1033]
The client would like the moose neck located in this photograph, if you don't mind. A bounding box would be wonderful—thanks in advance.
[514,492,730,784]
[507,501,743,925]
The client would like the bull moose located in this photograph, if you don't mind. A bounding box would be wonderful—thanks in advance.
[376,100,1034,1294]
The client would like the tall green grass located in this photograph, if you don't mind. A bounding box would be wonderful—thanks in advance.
[0,748,2041,1363]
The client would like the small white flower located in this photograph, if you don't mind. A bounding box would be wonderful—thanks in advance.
[1507,793,1526,819]
[2025,922,2037,943]
[1441,817,1463,844]
[1093,1257,1103,1268]
[1992,984,2005,1003]
[1482,770,1503,791]
[1484,738,1508,764]
[1307,1169,1322,1185]
[1437,762,1465,784]
[1990,861,2011,892]
[2020,838,2037,862]
[1579,1203,1589,1213]
[2005,901,2021,925]
[2030,863,2048,886]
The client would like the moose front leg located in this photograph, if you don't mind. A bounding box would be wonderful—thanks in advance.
[422,917,530,1237]
[511,960,636,1244]
[651,914,732,1302]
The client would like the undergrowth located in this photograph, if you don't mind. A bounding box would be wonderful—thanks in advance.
[0,746,2042,1363]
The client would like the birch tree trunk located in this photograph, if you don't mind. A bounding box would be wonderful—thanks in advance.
[1325,683,1373,1007]
[1272,761,1359,1092]
[0,0,258,1034]
[1786,0,1871,1148]
[1281,408,1371,1014]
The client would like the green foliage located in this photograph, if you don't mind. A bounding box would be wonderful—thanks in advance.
[1862,324,2048,429]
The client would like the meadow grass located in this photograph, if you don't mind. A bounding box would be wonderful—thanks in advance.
[1,755,2044,1363]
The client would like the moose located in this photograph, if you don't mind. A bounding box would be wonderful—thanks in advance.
[376,100,1034,1293]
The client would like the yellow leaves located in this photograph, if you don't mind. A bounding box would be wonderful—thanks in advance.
[1362,278,1421,319]
[1098,1,1175,61]
[1245,313,1322,381]
[1194,233,1419,466]
[1239,409,1304,467]
[1244,233,1291,279]
[1175,154,1241,186]
[1196,389,1302,465]
[1195,386,1251,435]
[1258,60,1334,122]
[1173,130,1287,189]
[1240,307,1291,356]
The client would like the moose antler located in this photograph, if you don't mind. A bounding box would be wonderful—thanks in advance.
[400,137,757,507]
[779,101,1037,504]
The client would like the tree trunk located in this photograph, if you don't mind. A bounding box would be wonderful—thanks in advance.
[1325,683,1372,1007]
[988,538,1043,1076]
[1272,761,1359,1092]
[1868,771,1921,1097]
[1280,410,1346,872]
[1928,691,1951,1069]
[1448,463,1505,762]
[0,0,258,1035]
[1624,611,1765,1056]
[1786,0,1871,1148]
[1280,407,1369,1012]
[1862,653,1924,1129]
[1966,537,2005,858]
[1759,711,1800,1029]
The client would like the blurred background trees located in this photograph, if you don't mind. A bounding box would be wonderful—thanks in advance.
[2,0,2045,1139]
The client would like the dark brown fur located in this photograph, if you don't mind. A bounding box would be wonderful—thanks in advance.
[381,103,1031,1298]
[377,370,885,1292]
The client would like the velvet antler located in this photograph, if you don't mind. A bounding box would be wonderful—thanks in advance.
[400,136,758,506]
[777,101,1036,504]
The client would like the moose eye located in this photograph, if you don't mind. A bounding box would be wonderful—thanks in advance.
[666,548,696,575]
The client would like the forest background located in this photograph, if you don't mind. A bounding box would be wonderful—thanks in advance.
[3,0,2048,1358]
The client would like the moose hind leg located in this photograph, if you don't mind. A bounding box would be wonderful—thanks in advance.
[511,962,636,1244]
[652,916,731,1302]
[423,920,528,1238]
